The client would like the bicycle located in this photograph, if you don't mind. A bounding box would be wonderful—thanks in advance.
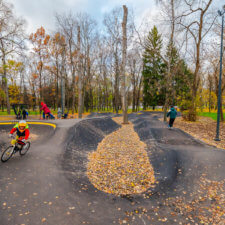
[1,136,30,162]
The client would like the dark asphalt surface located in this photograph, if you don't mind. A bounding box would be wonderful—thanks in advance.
[0,113,225,225]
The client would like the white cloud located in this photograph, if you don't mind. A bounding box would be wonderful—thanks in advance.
[7,0,222,35]
[8,0,88,33]
[8,0,157,34]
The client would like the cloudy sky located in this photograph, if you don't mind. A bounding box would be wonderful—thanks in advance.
[8,0,157,34]
[8,0,223,35]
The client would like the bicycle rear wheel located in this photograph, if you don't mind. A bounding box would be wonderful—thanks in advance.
[19,142,30,156]
[1,146,14,162]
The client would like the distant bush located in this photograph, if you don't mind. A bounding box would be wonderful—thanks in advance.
[182,110,198,121]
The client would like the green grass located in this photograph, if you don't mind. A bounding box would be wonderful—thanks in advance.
[0,110,39,116]
[0,110,15,115]
[198,112,222,121]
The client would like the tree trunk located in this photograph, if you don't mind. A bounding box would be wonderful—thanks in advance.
[132,85,136,112]
[70,41,76,115]
[39,54,43,106]
[220,96,224,122]
[136,77,142,112]
[2,52,10,114]
[77,26,83,119]
[56,71,59,108]
[114,50,120,114]
[209,79,212,113]
[189,0,213,120]
[164,0,175,122]
[61,45,66,115]
[121,5,128,124]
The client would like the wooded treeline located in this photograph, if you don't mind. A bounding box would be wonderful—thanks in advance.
[0,0,224,121]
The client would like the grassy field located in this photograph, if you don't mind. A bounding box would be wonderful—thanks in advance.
[0,110,40,116]
[2,108,222,120]
[198,112,222,121]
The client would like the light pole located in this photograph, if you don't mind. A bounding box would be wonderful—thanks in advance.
[215,6,225,141]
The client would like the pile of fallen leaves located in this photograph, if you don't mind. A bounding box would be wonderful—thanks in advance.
[174,117,225,149]
[87,117,155,196]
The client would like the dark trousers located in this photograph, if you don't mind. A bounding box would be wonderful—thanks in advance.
[48,113,55,119]
[43,112,55,119]
[169,118,175,127]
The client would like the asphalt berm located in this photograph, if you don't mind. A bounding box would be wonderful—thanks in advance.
[86,112,116,118]
[0,124,55,152]
[62,113,225,224]
[0,114,224,224]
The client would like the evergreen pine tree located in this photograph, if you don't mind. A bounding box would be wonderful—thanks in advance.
[142,26,165,109]
[165,41,193,108]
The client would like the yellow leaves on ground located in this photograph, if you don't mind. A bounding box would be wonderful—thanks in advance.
[87,117,155,196]
[168,177,225,225]
[174,117,225,149]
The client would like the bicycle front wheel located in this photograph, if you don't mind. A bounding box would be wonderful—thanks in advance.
[1,146,14,162]
[19,142,30,156]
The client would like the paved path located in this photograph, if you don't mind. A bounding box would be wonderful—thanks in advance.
[0,113,224,225]
[0,119,83,225]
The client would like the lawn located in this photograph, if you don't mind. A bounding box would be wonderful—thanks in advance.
[0,110,40,116]
[198,112,222,121]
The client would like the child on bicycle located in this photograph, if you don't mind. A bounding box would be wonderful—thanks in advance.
[9,120,30,145]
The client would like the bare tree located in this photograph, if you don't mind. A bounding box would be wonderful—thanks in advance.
[127,49,142,112]
[121,5,128,123]
[55,13,78,114]
[0,0,26,114]
[47,32,65,109]
[77,26,82,118]
[77,13,97,114]
[206,44,225,121]
[156,0,177,121]
[103,8,123,114]
[177,0,216,119]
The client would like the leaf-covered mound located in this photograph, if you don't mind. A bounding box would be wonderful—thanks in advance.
[87,117,155,196]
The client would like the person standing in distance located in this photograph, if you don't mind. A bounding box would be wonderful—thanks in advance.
[167,106,177,129]
[40,102,55,119]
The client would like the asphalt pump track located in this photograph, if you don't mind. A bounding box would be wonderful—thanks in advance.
[0,113,224,224]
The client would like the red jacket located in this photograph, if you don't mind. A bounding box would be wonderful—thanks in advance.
[40,103,51,114]
[10,127,30,140]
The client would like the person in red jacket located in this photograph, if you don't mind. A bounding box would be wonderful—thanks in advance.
[40,102,55,119]
[9,120,30,145]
